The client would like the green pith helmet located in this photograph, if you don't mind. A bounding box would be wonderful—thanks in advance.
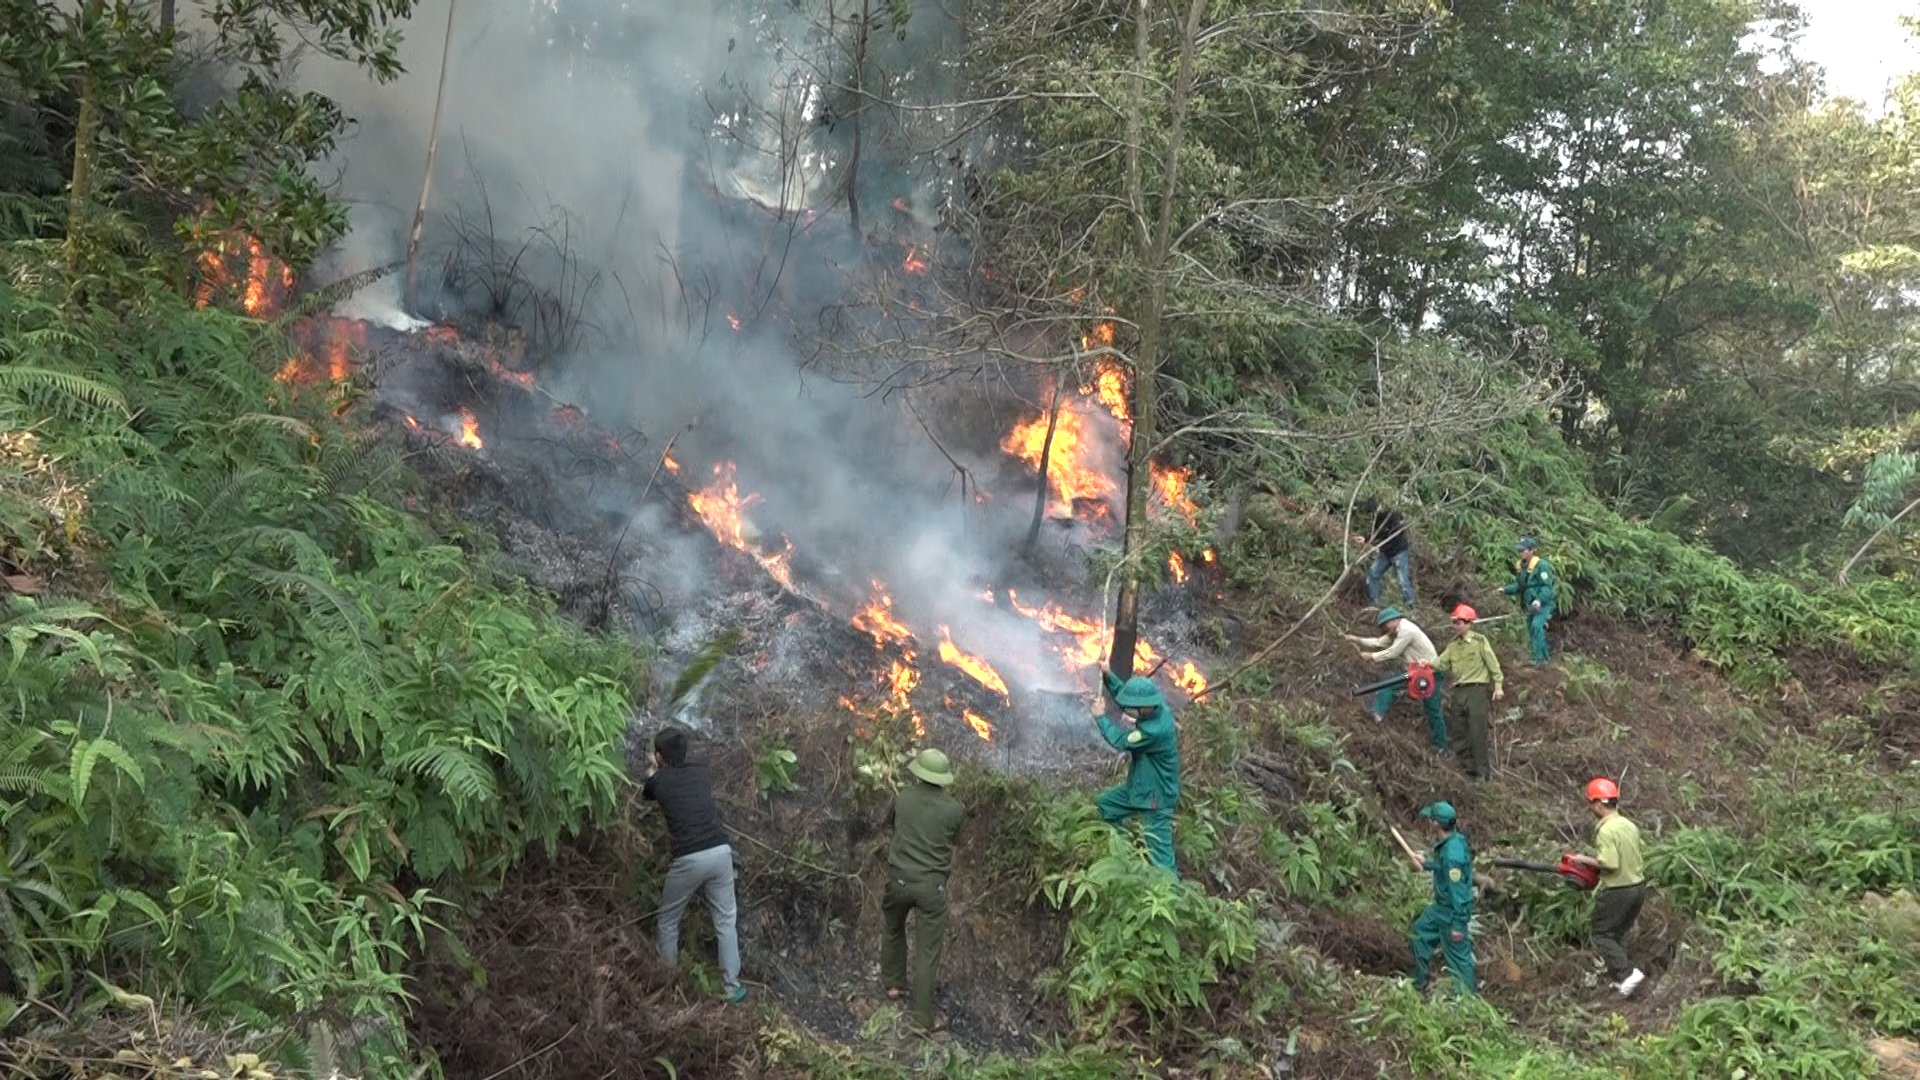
[908,748,955,787]
[1516,537,1538,552]
[1114,676,1165,709]
[1377,607,1403,626]
[1418,801,1457,826]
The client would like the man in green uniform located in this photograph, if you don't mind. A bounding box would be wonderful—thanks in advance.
[1433,604,1503,782]
[882,748,966,1032]
[1502,536,1557,663]
[1571,777,1647,997]
[1345,607,1445,753]
[1405,801,1476,994]
[1096,671,1181,875]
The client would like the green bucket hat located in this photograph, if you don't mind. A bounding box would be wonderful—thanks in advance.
[1376,607,1403,626]
[1114,676,1165,709]
[1418,801,1457,826]
[908,748,955,787]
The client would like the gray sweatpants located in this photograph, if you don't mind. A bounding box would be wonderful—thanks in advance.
[657,844,741,993]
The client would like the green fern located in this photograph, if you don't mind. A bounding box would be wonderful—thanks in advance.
[389,743,500,809]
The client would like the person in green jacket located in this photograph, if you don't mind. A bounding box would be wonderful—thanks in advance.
[1502,536,1557,663]
[1434,604,1504,782]
[882,749,966,1032]
[1096,671,1181,875]
[1404,801,1476,994]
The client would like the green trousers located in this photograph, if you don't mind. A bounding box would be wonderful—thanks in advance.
[1409,903,1476,994]
[1096,786,1177,876]
[1373,673,1447,751]
[1445,682,1492,781]
[1527,603,1554,663]
[881,869,949,1029]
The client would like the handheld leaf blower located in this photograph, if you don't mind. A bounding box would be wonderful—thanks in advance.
[1492,854,1601,891]
[1352,660,1436,700]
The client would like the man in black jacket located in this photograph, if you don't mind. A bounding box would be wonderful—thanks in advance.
[643,725,745,1002]
[1354,497,1414,609]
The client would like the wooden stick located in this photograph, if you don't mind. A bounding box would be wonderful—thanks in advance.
[1389,825,1424,871]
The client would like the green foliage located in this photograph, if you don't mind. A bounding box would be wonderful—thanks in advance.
[755,743,800,799]
[0,278,637,1072]
[1031,795,1258,1036]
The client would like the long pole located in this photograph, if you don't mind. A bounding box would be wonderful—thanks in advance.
[405,0,459,314]
[1388,825,1424,872]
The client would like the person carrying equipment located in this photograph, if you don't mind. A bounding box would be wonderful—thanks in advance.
[1570,777,1648,997]
[1344,607,1445,753]
[1395,802,1476,994]
[1433,604,1503,782]
[882,748,966,1033]
[1502,537,1557,663]
[1096,671,1181,875]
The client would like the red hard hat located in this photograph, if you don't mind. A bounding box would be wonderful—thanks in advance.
[1586,777,1620,802]
[1451,604,1478,622]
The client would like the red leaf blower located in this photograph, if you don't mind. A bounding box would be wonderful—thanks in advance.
[1352,660,1436,700]
[1492,853,1601,891]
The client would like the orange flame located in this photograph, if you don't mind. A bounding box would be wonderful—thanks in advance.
[662,453,681,474]
[963,709,994,742]
[903,247,930,275]
[1000,398,1115,512]
[404,414,422,431]
[1092,360,1129,422]
[195,232,292,316]
[687,461,796,589]
[458,408,483,449]
[1168,550,1187,584]
[1173,661,1208,696]
[1150,462,1199,524]
[853,583,915,648]
[937,627,1009,696]
[726,313,742,332]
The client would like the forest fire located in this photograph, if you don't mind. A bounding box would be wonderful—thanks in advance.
[936,627,1009,697]
[458,408,484,449]
[195,232,292,317]
[726,313,742,332]
[963,710,994,742]
[1151,463,1200,524]
[902,247,929,275]
[1088,358,1129,422]
[1168,550,1187,583]
[687,461,795,589]
[1000,397,1115,513]
[853,583,914,647]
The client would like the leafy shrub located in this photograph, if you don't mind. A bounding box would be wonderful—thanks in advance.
[0,281,639,1071]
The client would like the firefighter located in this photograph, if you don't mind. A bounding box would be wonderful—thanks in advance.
[1433,604,1503,782]
[1407,801,1476,994]
[1344,607,1445,753]
[1570,777,1647,996]
[1095,671,1181,875]
[1502,537,1557,663]
[881,748,966,1033]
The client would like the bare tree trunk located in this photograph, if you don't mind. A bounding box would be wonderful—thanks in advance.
[1026,377,1065,548]
[64,0,106,293]
[845,0,870,238]
[405,0,459,315]
[1108,0,1208,680]
[159,0,174,33]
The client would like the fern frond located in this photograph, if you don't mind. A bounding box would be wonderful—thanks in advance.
[0,367,128,418]
[389,744,498,808]
[228,413,314,441]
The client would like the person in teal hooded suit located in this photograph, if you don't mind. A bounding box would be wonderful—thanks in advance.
[1096,671,1181,875]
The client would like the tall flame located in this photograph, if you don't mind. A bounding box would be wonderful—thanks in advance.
[963,710,994,742]
[1000,398,1115,512]
[937,627,1009,697]
[458,408,484,449]
[1168,550,1188,584]
[1151,463,1200,524]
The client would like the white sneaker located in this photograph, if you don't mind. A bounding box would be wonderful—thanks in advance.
[1616,969,1645,997]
